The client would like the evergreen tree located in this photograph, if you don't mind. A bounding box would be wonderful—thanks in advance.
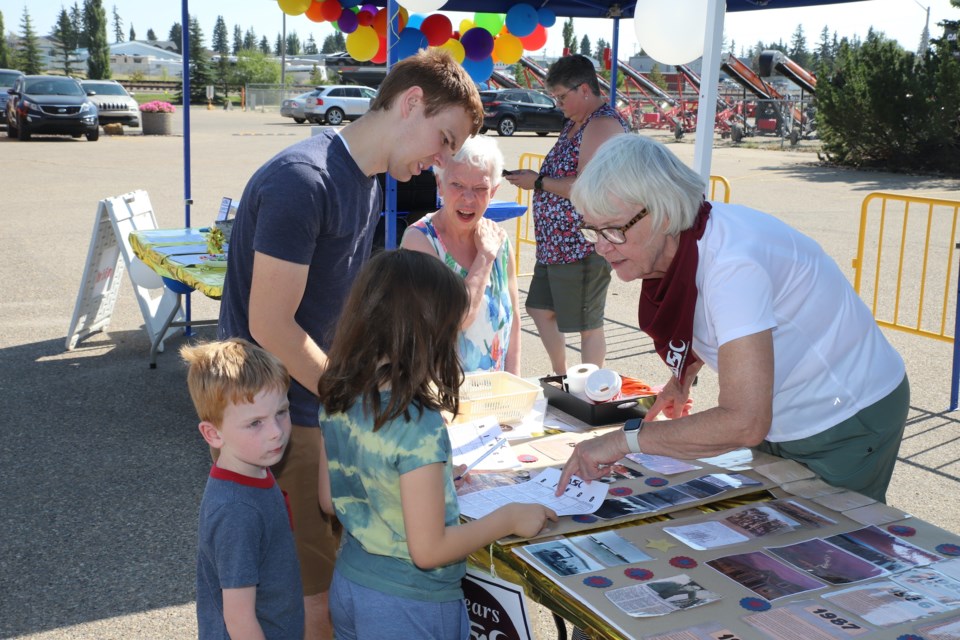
[648,63,667,89]
[259,35,270,54]
[147,28,156,41]
[594,37,608,62]
[212,16,230,100]
[212,16,228,54]
[182,16,214,103]
[15,8,42,74]
[71,2,87,49]
[286,31,301,55]
[232,24,242,54]
[169,22,182,53]
[274,33,282,56]
[243,28,257,51]
[84,0,111,78]
[0,12,10,69]
[112,4,123,43]
[788,24,811,68]
[51,8,78,75]
[305,34,318,55]
[562,17,576,54]
[815,26,834,72]
[129,24,135,41]
[579,35,591,57]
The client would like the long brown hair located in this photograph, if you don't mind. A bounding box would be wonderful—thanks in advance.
[317,249,468,430]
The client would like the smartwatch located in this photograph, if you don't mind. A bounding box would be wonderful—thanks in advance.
[622,418,645,454]
[534,174,544,192]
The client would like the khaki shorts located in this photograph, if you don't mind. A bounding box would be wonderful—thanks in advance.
[526,252,612,333]
[272,424,341,595]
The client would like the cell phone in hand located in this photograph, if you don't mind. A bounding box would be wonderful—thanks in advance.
[502,169,516,177]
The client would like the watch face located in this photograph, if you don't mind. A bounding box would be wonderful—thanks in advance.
[624,418,643,432]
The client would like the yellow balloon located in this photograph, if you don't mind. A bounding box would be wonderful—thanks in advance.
[347,26,380,62]
[493,33,522,65]
[458,19,474,35]
[438,38,465,64]
[278,0,311,16]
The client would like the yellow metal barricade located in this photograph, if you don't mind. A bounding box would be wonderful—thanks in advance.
[852,191,960,342]
[511,153,732,275]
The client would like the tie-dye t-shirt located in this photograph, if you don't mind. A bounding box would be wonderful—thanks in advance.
[320,393,464,602]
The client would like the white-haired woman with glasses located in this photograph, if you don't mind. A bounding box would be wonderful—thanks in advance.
[504,54,630,375]
[401,135,521,375]
[557,133,909,503]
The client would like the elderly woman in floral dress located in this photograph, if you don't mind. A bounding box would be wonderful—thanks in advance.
[400,135,521,375]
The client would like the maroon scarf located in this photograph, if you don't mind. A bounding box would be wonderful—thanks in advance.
[638,201,712,385]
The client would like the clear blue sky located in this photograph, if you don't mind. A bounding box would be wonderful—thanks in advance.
[2,0,956,57]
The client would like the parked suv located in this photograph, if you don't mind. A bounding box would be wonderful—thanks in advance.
[0,68,24,127]
[80,79,139,128]
[307,84,376,126]
[480,89,567,137]
[281,88,323,123]
[6,75,99,141]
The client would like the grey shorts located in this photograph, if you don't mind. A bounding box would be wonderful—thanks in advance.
[526,252,612,333]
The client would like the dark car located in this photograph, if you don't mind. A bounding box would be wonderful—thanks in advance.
[80,79,140,128]
[480,88,567,137]
[0,68,24,127]
[6,75,99,141]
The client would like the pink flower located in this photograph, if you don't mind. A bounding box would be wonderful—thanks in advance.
[139,100,176,113]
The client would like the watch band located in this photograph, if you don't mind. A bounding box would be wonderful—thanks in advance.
[534,175,544,192]
[622,418,644,454]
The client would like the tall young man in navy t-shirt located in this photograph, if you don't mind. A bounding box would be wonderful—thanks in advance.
[218,49,484,640]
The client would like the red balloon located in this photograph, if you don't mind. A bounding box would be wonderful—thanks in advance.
[320,0,342,22]
[420,14,452,47]
[356,10,374,26]
[371,36,387,63]
[373,8,387,37]
[519,23,547,51]
[305,1,326,23]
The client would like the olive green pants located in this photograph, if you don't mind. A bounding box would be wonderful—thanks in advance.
[757,374,909,503]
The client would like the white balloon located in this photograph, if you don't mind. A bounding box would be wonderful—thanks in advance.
[633,0,719,66]
[401,0,448,12]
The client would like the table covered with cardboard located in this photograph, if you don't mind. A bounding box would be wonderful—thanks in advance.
[458,403,960,640]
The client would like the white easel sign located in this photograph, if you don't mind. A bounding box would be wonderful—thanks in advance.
[463,568,533,640]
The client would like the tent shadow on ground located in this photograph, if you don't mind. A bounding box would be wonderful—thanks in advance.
[752,161,960,192]
[1,327,217,638]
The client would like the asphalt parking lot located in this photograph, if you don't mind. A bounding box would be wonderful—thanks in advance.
[3,108,960,639]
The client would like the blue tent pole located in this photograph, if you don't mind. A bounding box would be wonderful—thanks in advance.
[182,0,194,331]
[384,0,400,250]
[950,242,960,410]
[609,17,620,110]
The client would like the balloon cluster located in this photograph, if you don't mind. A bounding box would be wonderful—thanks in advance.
[277,0,556,83]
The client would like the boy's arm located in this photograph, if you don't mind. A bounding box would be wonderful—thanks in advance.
[222,586,266,640]
[400,463,556,569]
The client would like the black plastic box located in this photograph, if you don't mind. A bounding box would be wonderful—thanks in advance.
[539,375,655,426]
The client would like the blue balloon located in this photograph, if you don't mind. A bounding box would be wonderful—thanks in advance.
[537,7,557,28]
[405,13,426,30]
[462,56,494,84]
[505,4,538,38]
[396,28,428,61]
[338,0,360,7]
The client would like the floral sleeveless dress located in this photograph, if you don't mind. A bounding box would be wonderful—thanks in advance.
[533,103,629,265]
[409,213,513,372]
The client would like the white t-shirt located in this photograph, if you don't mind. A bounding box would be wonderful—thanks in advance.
[692,202,904,442]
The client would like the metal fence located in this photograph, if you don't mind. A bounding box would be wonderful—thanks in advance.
[243,84,314,111]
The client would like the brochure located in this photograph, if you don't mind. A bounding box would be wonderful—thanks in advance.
[707,550,825,600]
[605,574,721,617]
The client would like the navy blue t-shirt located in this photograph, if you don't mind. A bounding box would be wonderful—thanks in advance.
[219,130,382,426]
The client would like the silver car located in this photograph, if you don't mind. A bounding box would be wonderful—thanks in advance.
[80,79,140,128]
[280,89,322,124]
[0,68,24,127]
[307,85,377,126]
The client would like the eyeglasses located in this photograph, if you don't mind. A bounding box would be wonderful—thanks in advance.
[579,209,648,244]
[551,85,579,105]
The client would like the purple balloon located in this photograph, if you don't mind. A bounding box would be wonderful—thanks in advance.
[338,10,359,34]
[505,4,538,38]
[460,27,494,62]
[360,3,377,13]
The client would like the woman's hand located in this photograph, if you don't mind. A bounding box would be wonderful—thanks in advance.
[555,430,629,495]
[503,169,538,191]
[644,376,694,421]
[474,218,506,260]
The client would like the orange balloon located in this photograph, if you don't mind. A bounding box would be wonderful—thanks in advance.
[305,1,326,22]
[494,32,523,64]
[398,7,409,31]
[373,8,388,37]
[320,0,342,22]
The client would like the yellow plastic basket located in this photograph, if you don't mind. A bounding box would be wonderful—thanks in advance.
[455,371,540,424]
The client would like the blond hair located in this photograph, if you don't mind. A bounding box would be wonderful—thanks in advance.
[181,338,289,426]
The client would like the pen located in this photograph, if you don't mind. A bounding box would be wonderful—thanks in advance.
[455,438,508,481]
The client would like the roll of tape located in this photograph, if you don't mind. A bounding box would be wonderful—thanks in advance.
[565,364,599,395]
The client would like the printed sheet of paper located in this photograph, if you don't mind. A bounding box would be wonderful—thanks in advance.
[697,448,755,470]
[707,550,825,600]
[842,502,911,526]
[766,538,888,585]
[822,580,948,627]
[917,614,960,639]
[892,567,960,607]
[780,477,845,499]
[605,574,721,618]
[825,525,942,572]
[626,453,703,475]
[523,538,604,576]
[457,467,606,519]
[642,622,745,640]
[743,600,873,639]
[448,416,519,471]
[754,459,817,484]
[569,530,652,566]
[812,491,876,512]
